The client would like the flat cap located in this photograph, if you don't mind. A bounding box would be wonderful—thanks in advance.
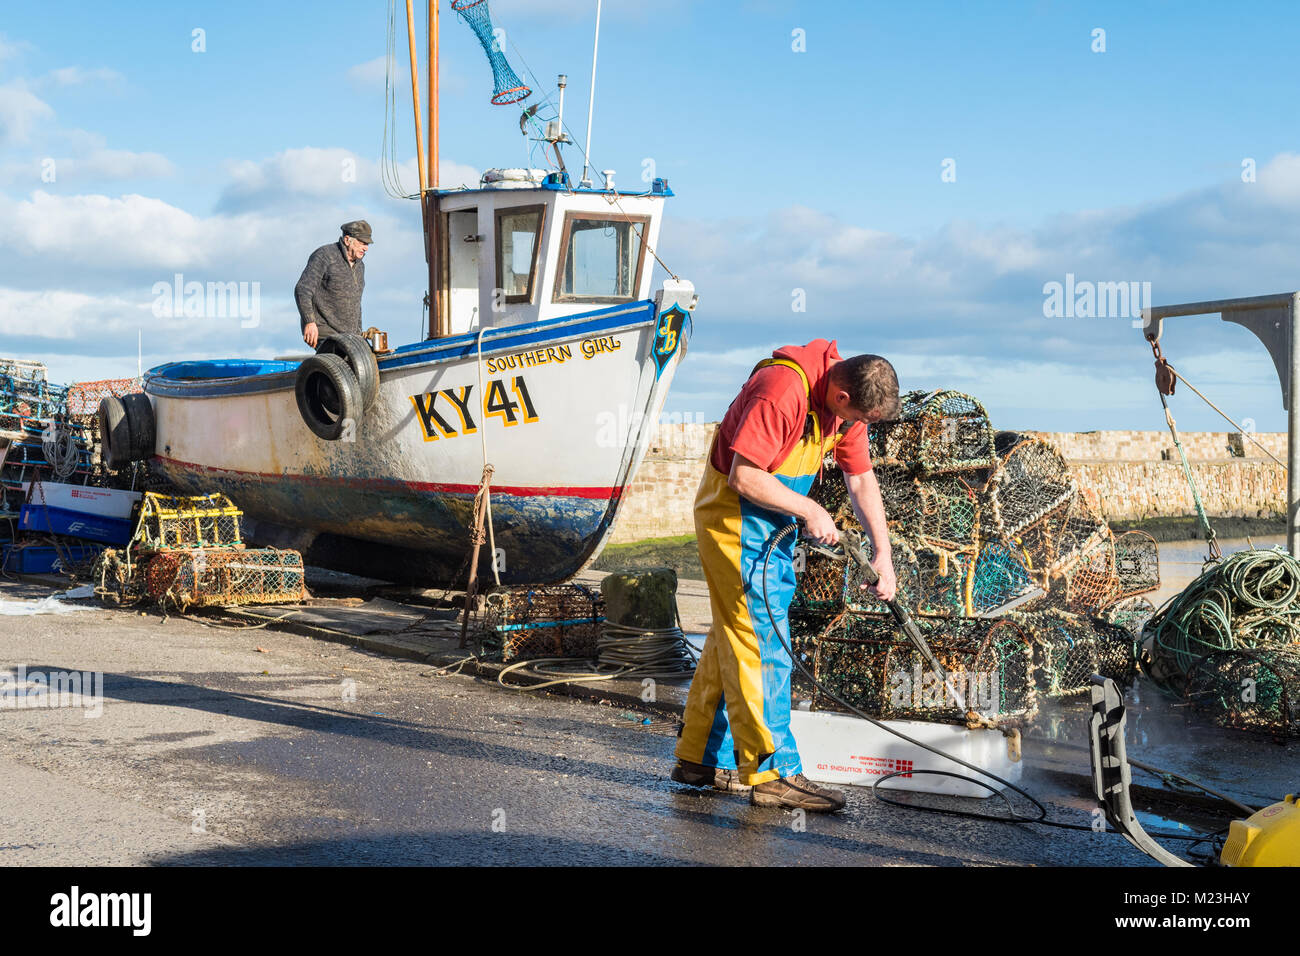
[341,220,374,244]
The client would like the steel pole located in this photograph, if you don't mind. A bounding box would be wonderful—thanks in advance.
[1289,294,1300,555]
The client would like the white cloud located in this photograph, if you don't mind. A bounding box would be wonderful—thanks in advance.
[38,66,125,89]
[9,190,208,270]
[347,56,388,88]
[216,147,479,211]
[0,80,53,145]
[0,33,28,66]
[0,148,174,185]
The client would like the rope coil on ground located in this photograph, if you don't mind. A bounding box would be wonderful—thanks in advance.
[496,617,697,690]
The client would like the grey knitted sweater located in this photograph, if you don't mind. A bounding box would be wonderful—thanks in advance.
[295,239,364,336]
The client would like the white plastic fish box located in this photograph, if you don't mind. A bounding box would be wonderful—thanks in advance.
[791,705,1022,798]
[24,481,141,519]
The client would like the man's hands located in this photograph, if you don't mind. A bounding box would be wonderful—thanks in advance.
[864,552,897,603]
[303,322,319,348]
[803,503,839,546]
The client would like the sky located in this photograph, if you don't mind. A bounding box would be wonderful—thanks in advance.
[3,0,1300,434]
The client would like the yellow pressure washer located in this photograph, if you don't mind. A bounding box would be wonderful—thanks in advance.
[1088,675,1300,866]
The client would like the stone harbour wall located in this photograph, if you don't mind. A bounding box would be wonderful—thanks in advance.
[607,425,1287,543]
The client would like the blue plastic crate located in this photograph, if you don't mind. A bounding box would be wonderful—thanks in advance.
[2,543,103,574]
[19,504,133,545]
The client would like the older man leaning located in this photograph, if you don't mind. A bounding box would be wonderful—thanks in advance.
[295,220,373,349]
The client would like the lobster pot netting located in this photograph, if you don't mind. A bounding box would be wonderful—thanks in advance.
[1113,530,1161,600]
[0,360,68,423]
[969,542,1036,616]
[987,439,1076,540]
[136,492,242,551]
[450,0,532,105]
[913,546,970,617]
[1104,595,1157,638]
[794,388,1164,710]
[479,584,605,662]
[1183,648,1300,738]
[914,475,980,551]
[143,548,306,611]
[66,378,140,420]
[868,389,997,475]
[792,548,848,613]
[845,535,921,615]
[1012,608,1138,696]
[800,614,1037,726]
[868,465,920,531]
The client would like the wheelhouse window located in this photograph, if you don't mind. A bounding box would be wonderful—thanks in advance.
[495,205,544,304]
[553,213,650,304]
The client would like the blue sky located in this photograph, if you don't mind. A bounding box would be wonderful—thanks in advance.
[4,0,1300,433]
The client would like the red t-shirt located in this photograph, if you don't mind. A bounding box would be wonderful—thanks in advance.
[709,340,873,477]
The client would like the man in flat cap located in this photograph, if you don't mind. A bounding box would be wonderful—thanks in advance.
[296,220,373,348]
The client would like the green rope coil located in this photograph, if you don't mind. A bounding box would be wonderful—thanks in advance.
[1142,547,1300,696]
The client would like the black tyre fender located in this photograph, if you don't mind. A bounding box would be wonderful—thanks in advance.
[121,392,156,461]
[295,353,364,441]
[317,334,379,410]
[97,396,132,471]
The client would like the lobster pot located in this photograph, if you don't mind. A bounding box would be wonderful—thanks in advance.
[143,547,306,610]
[480,584,605,662]
[0,358,69,424]
[1103,595,1156,638]
[1113,530,1161,599]
[1014,608,1137,696]
[868,389,997,476]
[67,378,141,420]
[137,492,242,550]
[800,614,1037,726]
[1184,647,1300,738]
[988,438,1077,541]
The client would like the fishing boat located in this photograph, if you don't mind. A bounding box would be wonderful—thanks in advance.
[102,1,696,586]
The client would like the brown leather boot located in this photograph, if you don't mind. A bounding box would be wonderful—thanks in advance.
[750,773,847,812]
[670,760,751,793]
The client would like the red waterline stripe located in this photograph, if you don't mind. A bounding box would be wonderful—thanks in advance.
[154,455,624,501]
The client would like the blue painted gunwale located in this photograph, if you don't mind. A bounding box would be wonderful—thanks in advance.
[144,300,658,399]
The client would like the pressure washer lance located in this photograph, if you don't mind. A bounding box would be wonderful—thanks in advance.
[808,527,973,717]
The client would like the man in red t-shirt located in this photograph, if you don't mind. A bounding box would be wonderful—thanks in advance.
[671,340,901,812]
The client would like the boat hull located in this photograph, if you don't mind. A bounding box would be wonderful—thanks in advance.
[144,297,690,586]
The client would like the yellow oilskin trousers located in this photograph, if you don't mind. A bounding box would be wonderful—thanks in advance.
[675,359,842,785]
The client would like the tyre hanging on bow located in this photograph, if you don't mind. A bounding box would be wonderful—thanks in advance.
[295,352,364,441]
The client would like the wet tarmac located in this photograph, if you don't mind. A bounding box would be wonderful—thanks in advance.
[0,578,1164,866]
[2,534,1294,866]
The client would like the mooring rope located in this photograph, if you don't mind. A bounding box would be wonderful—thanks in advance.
[1143,547,1300,693]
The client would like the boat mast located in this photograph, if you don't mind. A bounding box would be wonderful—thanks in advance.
[580,0,601,188]
[427,0,442,338]
[405,1,436,339]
